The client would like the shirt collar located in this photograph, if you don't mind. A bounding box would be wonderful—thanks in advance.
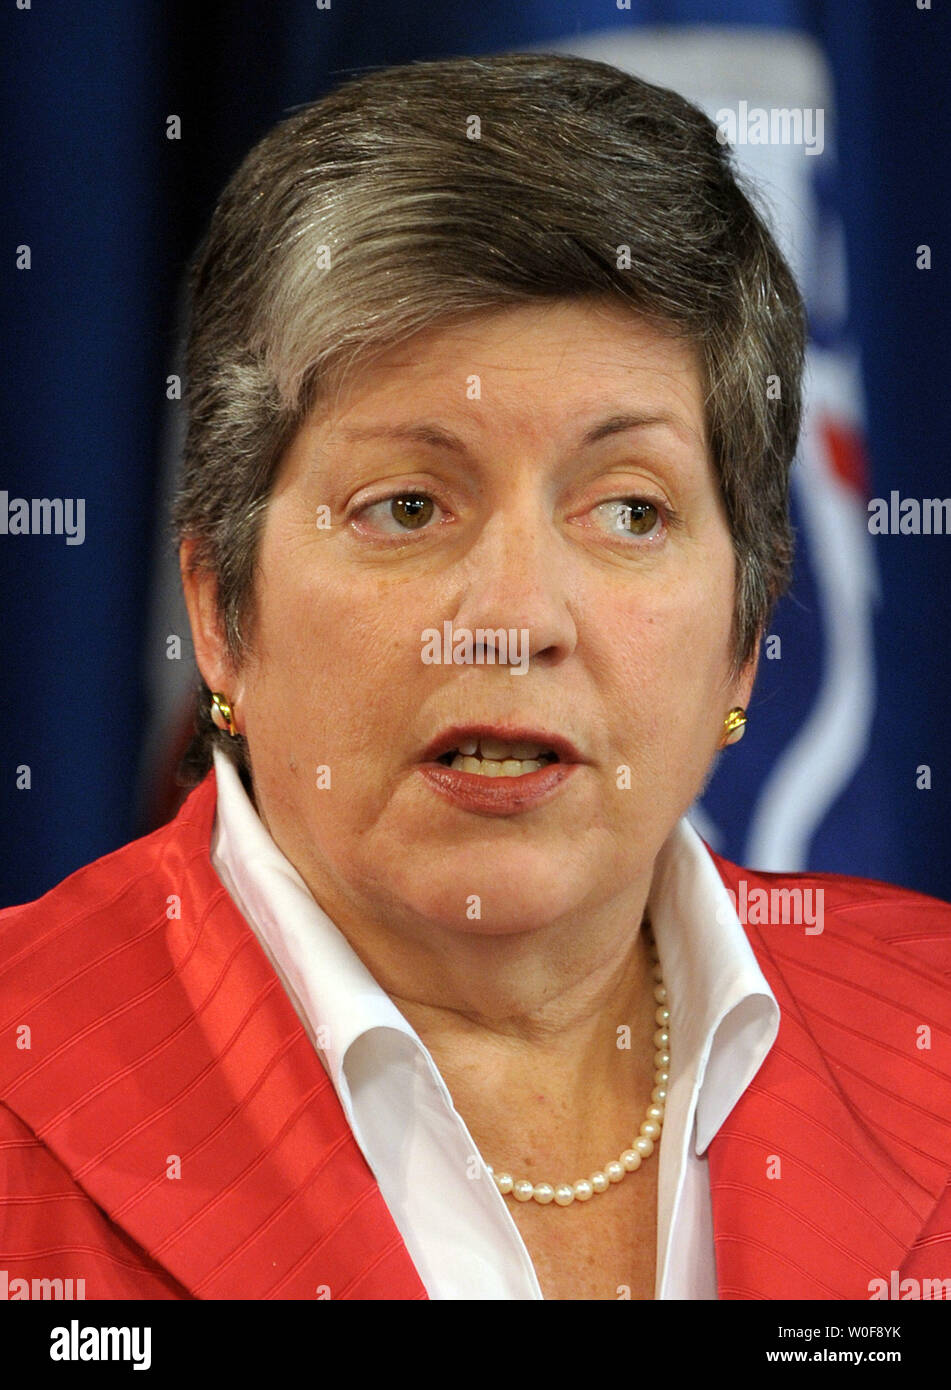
[209,749,420,1116]
[648,815,780,1154]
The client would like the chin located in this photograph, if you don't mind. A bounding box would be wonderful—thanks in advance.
[382,856,590,937]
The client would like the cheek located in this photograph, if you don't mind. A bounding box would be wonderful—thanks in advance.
[609,569,733,680]
[246,541,429,764]
[596,556,735,752]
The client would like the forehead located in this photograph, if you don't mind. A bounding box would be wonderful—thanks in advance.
[312,299,708,453]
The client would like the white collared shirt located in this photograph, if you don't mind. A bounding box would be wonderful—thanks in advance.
[209,747,779,1299]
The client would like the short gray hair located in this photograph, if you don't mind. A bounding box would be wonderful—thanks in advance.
[174,50,806,784]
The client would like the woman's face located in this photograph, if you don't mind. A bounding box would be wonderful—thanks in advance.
[187,298,755,938]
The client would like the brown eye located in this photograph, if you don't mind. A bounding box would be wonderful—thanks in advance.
[620,501,658,535]
[592,499,662,539]
[391,495,435,529]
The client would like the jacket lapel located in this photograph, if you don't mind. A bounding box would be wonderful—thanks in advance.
[0,775,428,1300]
[707,852,951,1299]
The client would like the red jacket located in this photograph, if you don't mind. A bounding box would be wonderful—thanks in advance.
[1,773,950,1300]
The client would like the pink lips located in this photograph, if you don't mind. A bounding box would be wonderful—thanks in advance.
[417,759,578,815]
[416,724,584,816]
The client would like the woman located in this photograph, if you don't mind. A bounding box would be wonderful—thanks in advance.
[2,52,950,1302]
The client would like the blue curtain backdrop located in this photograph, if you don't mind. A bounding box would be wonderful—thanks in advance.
[2,0,948,907]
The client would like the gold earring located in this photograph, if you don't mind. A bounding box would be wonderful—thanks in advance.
[720,707,747,748]
[210,692,238,737]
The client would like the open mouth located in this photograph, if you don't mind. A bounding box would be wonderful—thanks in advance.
[435,737,560,777]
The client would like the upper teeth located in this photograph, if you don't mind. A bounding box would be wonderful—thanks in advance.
[457,736,550,760]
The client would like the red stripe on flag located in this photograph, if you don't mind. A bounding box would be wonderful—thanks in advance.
[818,415,869,496]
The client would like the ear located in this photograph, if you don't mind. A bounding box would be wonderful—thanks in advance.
[179,539,245,720]
[733,640,760,711]
[718,634,761,749]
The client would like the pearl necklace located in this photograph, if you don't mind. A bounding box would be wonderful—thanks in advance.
[489,934,669,1207]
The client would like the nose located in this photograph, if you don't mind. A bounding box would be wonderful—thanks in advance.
[448,490,579,670]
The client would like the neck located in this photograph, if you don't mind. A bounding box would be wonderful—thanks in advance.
[401,920,660,1188]
[323,868,656,1053]
[390,912,653,1053]
[317,876,660,1170]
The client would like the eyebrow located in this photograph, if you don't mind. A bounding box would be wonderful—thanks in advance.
[579,412,696,448]
[337,422,470,453]
[335,412,695,454]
